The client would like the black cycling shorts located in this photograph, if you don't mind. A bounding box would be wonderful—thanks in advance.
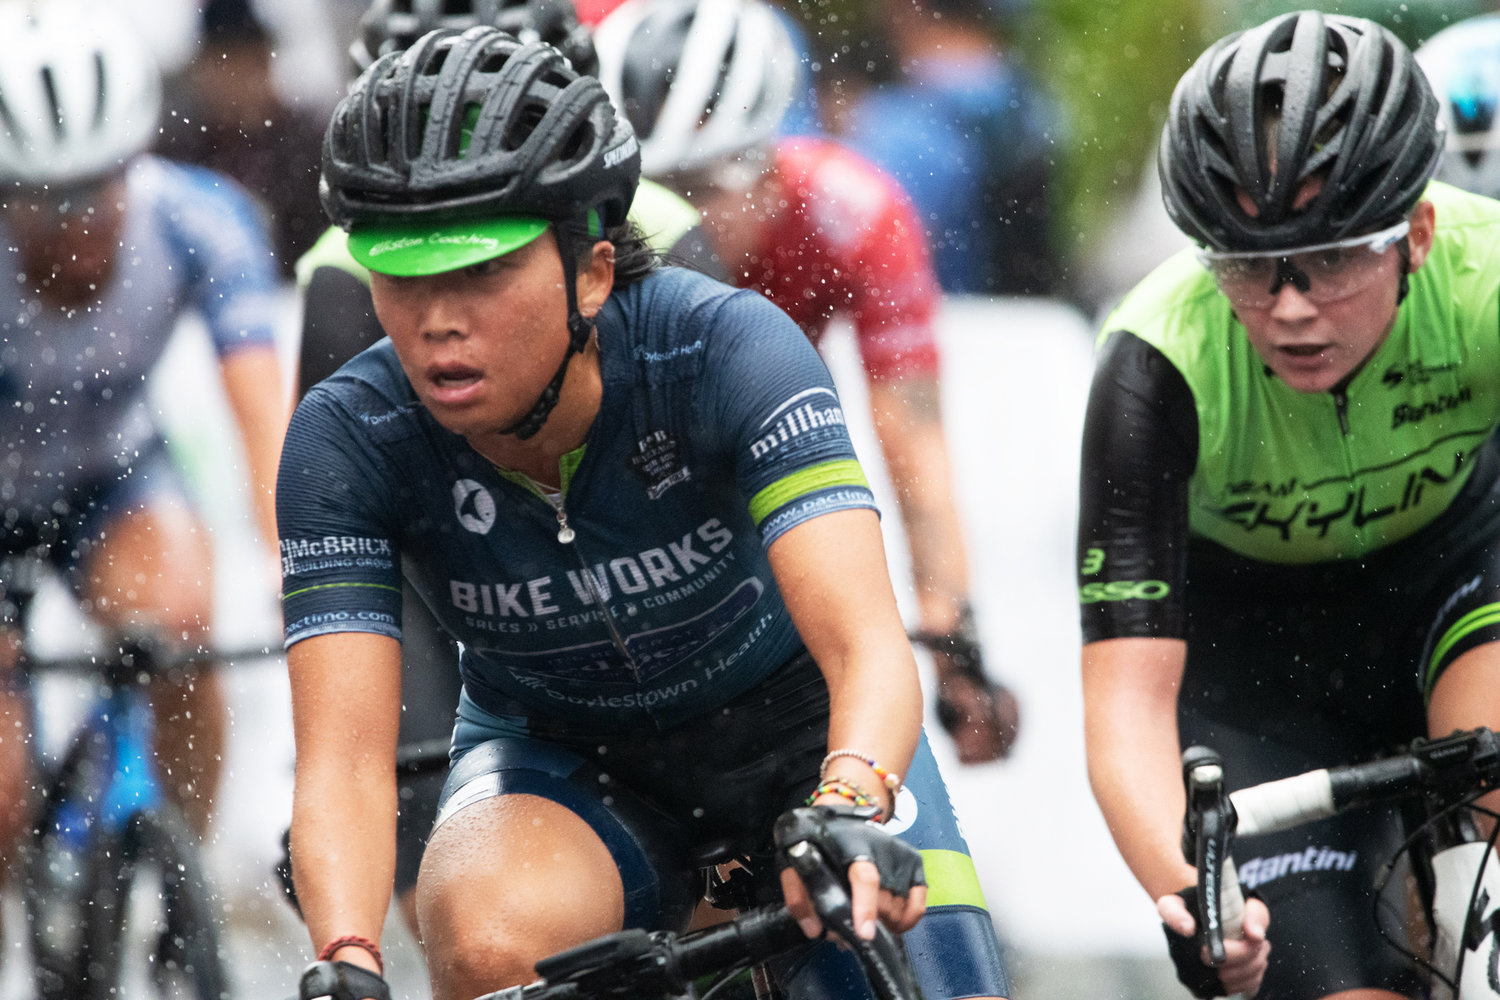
[1180,712,1423,1000]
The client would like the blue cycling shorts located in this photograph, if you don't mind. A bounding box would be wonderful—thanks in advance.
[434,651,1010,1000]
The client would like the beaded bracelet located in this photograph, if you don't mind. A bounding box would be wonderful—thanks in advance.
[805,778,885,822]
[819,748,903,793]
[318,934,384,975]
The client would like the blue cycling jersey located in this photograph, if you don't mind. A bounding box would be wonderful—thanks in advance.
[0,155,279,514]
[277,266,878,734]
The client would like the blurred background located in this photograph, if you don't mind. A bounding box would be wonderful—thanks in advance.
[121,0,1500,319]
[7,0,1499,997]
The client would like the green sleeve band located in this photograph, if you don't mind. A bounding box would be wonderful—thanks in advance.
[1426,601,1500,698]
[281,581,401,601]
[919,849,989,911]
[748,459,870,526]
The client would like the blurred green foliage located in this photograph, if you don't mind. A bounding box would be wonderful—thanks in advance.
[1019,0,1207,256]
[1023,0,1491,259]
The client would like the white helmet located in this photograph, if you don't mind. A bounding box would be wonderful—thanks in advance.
[1416,13,1500,200]
[0,0,162,188]
[594,0,797,179]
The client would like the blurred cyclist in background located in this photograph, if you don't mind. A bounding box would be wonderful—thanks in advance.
[156,0,330,277]
[287,0,726,944]
[1417,12,1500,201]
[816,0,1065,296]
[596,0,1020,765]
[0,0,286,854]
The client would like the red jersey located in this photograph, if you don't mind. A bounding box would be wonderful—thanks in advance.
[746,138,942,381]
[573,0,627,25]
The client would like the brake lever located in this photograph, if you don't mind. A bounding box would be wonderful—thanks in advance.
[1181,745,1241,965]
[783,840,924,1000]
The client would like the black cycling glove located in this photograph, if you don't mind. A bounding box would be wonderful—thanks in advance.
[911,605,1019,762]
[1163,885,1237,999]
[275,826,302,916]
[773,803,926,895]
[298,960,391,1000]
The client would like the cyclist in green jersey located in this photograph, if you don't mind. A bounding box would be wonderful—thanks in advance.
[1078,12,1500,999]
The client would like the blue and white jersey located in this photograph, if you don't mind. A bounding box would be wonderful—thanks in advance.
[277,266,878,734]
[0,155,279,513]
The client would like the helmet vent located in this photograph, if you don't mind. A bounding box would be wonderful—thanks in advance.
[477,50,511,74]
[423,47,451,77]
[558,120,594,164]
[39,67,63,138]
[502,100,547,151]
[91,52,108,131]
[0,93,18,151]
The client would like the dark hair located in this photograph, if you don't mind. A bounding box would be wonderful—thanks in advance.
[564,219,660,290]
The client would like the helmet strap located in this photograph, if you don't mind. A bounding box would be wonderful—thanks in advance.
[497,221,597,440]
[1396,237,1412,305]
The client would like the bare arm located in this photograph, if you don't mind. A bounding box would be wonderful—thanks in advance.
[219,344,289,557]
[768,507,925,936]
[1085,636,1270,993]
[289,631,403,970]
[1081,636,1196,899]
[770,507,922,789]
[865,375,970,634]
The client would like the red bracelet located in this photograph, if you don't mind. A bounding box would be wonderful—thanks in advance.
[318,934,384,974]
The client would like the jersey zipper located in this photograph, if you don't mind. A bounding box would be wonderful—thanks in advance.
[543,490,644,685]
[1333,388,1351,436]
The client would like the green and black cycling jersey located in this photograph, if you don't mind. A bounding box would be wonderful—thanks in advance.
[1079,181,1500,646]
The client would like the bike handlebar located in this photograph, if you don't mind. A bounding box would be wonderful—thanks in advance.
[1181,727,1500,967]
[463,840,921,1000]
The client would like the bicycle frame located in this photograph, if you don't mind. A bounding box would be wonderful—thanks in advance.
[21,638,255,1000]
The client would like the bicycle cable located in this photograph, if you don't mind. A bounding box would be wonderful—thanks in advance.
[696,959,757,1000]
[1369,790,1500,990]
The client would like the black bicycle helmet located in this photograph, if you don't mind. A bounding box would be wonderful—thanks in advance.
[350,0,597,75]
[321,26,637,232]
[320,26,640,439]
[1160,10,1442,251]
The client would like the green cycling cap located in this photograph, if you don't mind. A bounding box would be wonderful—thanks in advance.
[347,215,550,276]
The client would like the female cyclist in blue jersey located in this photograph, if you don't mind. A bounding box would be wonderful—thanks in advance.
[279,25,1008,1000]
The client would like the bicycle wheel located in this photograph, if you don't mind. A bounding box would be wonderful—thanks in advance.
[116,805,232,1000]
[20,732,120,1000]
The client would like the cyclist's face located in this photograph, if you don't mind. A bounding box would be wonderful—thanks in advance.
[1221,199,1435,394]
[369,233,614,443]
[3,175,128,306]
